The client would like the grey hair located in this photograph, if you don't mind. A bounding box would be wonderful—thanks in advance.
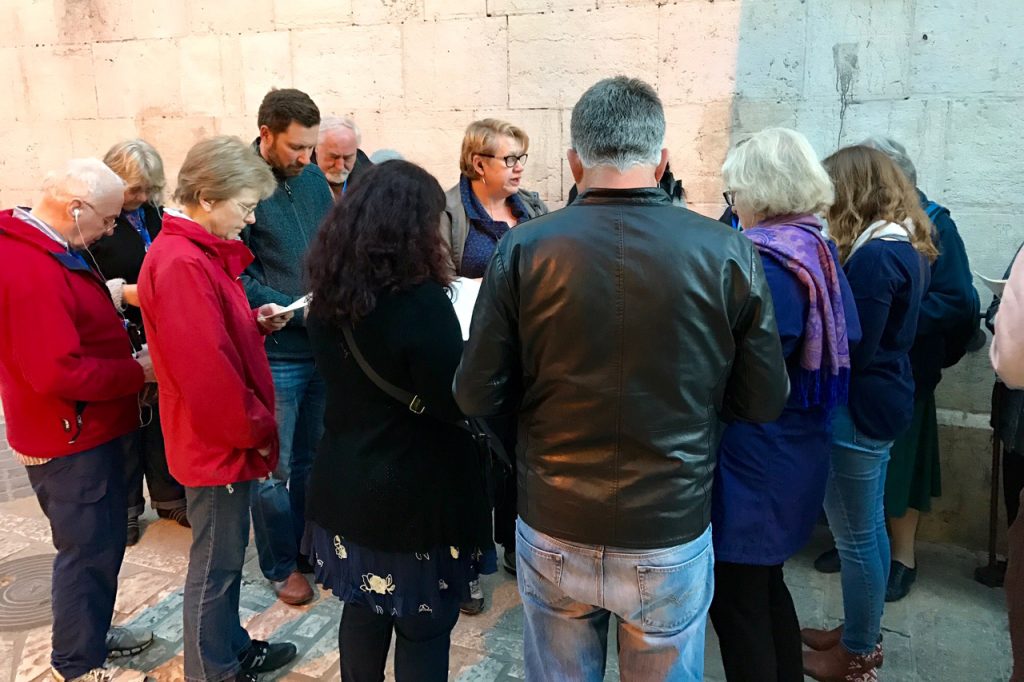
[722,127,834,219]
[570,76,665,171]
[369,149,404,164]
[861,135,917,186]
[319,115,361,145]
[103,139,166,204]
[43,158,125,202]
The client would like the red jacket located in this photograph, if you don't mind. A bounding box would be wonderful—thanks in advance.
[138,213,278,486]
[0,211,144,458]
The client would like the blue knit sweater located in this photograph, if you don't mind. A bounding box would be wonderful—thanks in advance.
[241,141,334,359]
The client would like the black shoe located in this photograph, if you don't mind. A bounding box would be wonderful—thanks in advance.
[239,640,297,674]
[126,517,140,547]
[459,579,485,615]
[234,673,258,682]
[295,553,315,575]
[157,506,191,528]
[503,548,517,576]
[813,547,841,574]
[885,560,917,602]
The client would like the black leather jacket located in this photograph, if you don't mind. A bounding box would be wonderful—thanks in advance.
[454,187,789,549]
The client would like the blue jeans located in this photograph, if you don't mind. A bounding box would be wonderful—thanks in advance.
[183,482,254,682]
[823,406,893,655]
[251,359,325,581]
[516,519,713,681]
[26,439,127,679]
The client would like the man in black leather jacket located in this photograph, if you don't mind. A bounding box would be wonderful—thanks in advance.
[454,76,789,680]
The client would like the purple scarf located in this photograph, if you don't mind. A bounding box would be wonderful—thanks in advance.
[744,215,851,409]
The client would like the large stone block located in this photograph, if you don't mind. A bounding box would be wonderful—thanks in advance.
[508,6,659,109]
[802,0,914,100]
[179,36,227,116]
[273,0,353,29]
[402,17,508,110]
[731,1,807,100]
[234,32,295,117]
[662,100,733,206]
[942,99,1024,208]
[657,2,743,105]
[19,44,99,120]
[424,0,488,20]
[912,0,1024,96]
[290,26,402,112]
[93,40,183,119]
[353,0,423,25]
[0,48,27,121]
[0,123,74,201]
[69,119,140,159]
[490,0,595,14]
[135,116,219,197]
[358,109,473,191]
[88,0,190,42]
[187,0,276,36]
[0,1,60,48]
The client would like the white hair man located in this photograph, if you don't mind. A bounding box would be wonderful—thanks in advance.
[0,159,157,681]
[454,77,790,679]
[315,115,373,199]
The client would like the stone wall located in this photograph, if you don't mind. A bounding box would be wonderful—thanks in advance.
[0,0,1021,549]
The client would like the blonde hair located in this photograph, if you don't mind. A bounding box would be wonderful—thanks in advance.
[103,139,166,205]
[824,145,938,263]
[722,128,834,219]
[174,136,277,207]
[459,119,529,180]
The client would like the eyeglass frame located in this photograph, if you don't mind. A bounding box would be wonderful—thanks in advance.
[231,199,258,218]
[78,200,118,229]
[477,152,529,169]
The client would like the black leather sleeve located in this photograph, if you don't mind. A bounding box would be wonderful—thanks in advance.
[722,241,790,423]
[454,241,523,418]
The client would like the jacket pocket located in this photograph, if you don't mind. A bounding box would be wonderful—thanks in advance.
[636,541,713,634]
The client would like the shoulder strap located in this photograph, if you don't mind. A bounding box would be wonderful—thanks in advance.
[342,324,425,414]
[924,200,946,222]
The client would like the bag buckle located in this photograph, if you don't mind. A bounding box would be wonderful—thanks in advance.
[408,396,426,414]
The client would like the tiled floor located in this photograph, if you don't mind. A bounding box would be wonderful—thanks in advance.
[0,494,1013,681]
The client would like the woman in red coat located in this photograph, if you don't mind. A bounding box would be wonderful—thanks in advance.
[138,136,297,682]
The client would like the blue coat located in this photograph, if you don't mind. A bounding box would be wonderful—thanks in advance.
[712,239,861,565]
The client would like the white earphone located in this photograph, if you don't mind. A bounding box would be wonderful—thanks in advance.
[72,208,81,218]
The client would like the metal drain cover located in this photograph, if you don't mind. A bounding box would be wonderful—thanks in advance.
[0,554,54,631]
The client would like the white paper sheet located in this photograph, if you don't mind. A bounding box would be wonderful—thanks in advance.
[258,293,311,320]
[974,272,1008,297]
[449,278,481,340]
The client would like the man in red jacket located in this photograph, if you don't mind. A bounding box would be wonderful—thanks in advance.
[0,159,156,682]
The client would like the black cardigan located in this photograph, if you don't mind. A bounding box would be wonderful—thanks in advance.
[89,202,162,336]
[305,281,492,553]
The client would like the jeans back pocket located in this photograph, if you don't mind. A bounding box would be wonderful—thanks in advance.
[636,542,713,634]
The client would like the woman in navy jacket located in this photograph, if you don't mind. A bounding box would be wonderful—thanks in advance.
[801,146,936,681]
[711,128,861,682]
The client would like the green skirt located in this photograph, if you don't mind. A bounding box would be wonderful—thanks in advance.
[885,392,942,516]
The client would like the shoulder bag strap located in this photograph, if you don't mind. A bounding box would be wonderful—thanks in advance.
[342,324,425,414]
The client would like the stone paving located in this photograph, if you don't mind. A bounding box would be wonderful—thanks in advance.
[0,493,1013,681]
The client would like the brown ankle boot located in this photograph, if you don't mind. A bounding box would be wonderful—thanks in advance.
[802,642,883,682]
[801,624,844,651]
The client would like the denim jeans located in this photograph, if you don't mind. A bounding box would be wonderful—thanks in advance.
[823,406,893,655]
[26,439,127,679]
[123,403,185,517]
[183,482,254,682]
[516,519,713,681]
[251,359,325,581]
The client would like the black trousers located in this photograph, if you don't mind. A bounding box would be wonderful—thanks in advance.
[1006,449,1024,527]
[123,403,185,516]
[709,561,803,682]
[339,597,460,681]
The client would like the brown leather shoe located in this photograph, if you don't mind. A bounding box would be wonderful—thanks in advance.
[801,624,844,651]
[271,571,313,606]
[802,642,883,682]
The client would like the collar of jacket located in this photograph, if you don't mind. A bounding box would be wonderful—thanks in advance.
[161,213,255,278]
[574,186,672,206]
[0,210,99,275]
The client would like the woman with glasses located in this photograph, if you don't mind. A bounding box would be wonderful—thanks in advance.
[439,118,548,615]
[90,139,188,546]
[138,136,298,682]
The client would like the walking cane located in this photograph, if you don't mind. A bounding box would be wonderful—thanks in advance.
[976,387,1005,587]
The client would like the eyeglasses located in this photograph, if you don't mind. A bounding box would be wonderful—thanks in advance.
[723,191,736,208]
[232,200,258,218]
[80,200,118,229]
[478,153,529,168]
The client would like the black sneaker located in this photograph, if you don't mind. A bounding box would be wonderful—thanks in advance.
[502,548,517,576]
[885,560,917,602]
[126,516,141,547]
[813,547,841,574]
[234,673,257,682]
[238,640,297,674]
[459,579,485,615]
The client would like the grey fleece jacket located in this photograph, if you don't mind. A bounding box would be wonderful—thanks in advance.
[241,141,334,360]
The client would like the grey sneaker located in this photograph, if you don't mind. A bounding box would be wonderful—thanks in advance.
[459,579,485,616]
[106,625,154,658]
[51,668,111,682]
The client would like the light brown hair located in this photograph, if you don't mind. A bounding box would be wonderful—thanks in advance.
[459,119,529,180]
[174,136,277,207]
[824,145,938,263]
[103,139,166,205]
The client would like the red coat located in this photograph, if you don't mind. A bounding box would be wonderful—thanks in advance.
[0,211,144,458]
[138,213,279,487]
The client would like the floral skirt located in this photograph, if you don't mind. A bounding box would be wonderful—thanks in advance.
[305,523,497,618]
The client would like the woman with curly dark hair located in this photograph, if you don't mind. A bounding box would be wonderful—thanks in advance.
[303,160,494,681]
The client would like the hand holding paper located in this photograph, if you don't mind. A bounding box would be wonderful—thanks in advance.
[257,303,295,332]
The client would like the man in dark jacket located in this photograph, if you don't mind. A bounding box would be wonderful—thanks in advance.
[0,159,156,681]
[242,88,334,606]
[454,77,789,680]
[314,115,372,200]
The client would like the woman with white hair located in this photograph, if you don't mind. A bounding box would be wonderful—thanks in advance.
[711,128,861,682]
[91,139,188,546]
